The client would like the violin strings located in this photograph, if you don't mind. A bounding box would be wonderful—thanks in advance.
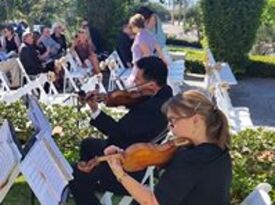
[150,127,169,144]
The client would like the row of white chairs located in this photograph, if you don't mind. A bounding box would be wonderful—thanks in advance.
[205,49,253,133]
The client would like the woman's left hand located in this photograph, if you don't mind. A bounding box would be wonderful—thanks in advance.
[104,145,125,178]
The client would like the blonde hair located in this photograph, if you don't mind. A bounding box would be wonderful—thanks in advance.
[52,22,63,33]
[162,90,230,149]
[129,14,145,29]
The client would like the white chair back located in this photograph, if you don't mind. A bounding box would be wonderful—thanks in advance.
[0,71,11,92]
[81,73,106,93]
[241,183,272,205]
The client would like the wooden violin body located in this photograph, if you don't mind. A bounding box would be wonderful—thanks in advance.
[120,140,177,172]
[78,89,152,107]
[79,138,190,173]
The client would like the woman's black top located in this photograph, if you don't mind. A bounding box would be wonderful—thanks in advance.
[154,143,232,205]
[51,33,67,55]
[5,36,18,53]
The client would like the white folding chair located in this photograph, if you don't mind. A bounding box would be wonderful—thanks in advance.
[213,83,253,133]
[168,60,186,95]
[63,52,92,92]
[105,51,129,91]
[81,73,106,94]
[241,183,272,205]
[204,49,237,90]
[0,71,11,92]
[2,74,47,104]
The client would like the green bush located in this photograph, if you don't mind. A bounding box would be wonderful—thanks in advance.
[76,1,170,50]
[76,0,128,50]
[167,37,202,48]
[231,128,275,204]
[168,46,275,77]
[201,0,265,73]
[246,55,275,78]
[168,46,205,73]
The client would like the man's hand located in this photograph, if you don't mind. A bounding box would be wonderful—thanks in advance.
[86,91,99,112]
[77,158,99,173]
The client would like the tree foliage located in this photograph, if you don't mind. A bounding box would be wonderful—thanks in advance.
[261,0,275,27]
[201,0,265,73]
[0,0,75,27]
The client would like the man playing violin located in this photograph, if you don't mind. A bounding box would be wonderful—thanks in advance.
[69,56,173,205]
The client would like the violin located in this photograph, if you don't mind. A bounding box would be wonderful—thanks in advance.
[78,82,155,107]
[78,137,190,173]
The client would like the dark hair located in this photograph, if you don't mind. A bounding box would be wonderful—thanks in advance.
[136,6,154,20]
[40,26,47,34]
[5,25,15,34]
[32,31,40,43]
[129,14,145,29]
[162,90,231,149]
[136,56,167,86]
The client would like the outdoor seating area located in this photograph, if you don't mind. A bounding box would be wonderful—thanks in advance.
[0,0,274,205]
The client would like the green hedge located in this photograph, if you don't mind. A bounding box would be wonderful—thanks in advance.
[201,0,265,73]
[168,46,275,77]
[246,55,275,78]
[167,38,202,49]
[0,102,274,204]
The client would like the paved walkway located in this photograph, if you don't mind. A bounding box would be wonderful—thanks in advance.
[230,78,275,127]
[183,74,275,128]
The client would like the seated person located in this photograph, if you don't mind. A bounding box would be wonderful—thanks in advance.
[33,31,64,91]
[19,32,44,76]
[81,18,107,59]
[69,56,173,205]
[2,25,20,54]
[0,41,8,61]
[72,29,100,74]
[38,26,61,60]
[51,22,67,56]
[106,90,232,205]
[0,57,21,88]
[116,22,134,68]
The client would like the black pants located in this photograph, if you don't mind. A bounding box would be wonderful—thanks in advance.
[69,138,144,205]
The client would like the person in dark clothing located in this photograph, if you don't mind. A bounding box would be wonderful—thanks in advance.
[19,32,44,75]
[51,22,67,56]
[116,23,134,68]
[81,18,107,59]
[2,25,20,53]
[106,90,232,205]
[69,56,173,205]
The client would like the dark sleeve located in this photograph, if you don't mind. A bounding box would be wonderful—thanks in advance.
[20,47,43,75]
[90,111,124,140]
[63,35,67,51]
[154,166,200,205]
[117,34,132,67]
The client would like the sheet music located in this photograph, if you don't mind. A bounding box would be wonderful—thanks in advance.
[0,121,22,202]
[26,95,52,137]
[20,138,73,205]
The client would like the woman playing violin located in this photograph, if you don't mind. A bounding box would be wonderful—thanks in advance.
[106,90,232,205]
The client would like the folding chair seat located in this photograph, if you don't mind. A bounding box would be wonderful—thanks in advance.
[63,53,92,92]
[81,73,106,94]
[241,183,272,205]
